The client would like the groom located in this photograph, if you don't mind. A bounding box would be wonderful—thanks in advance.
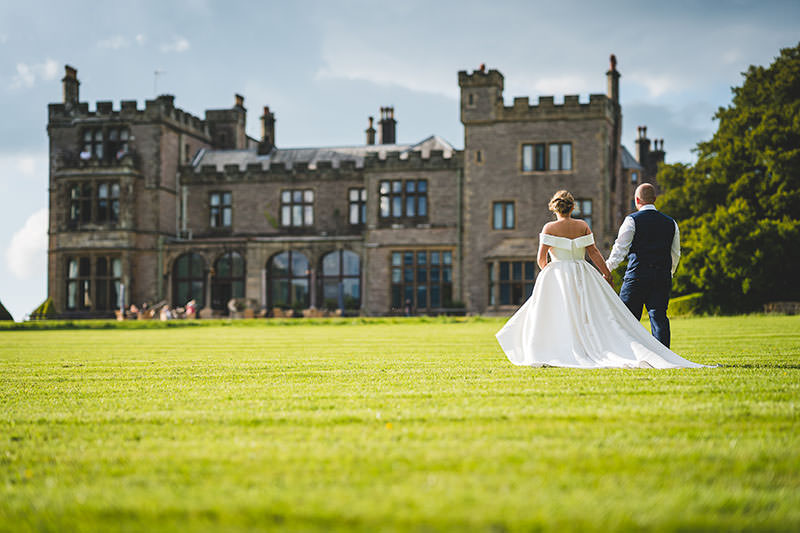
[606,183,680,348]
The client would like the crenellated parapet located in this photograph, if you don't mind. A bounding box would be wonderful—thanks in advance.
[364,150,463,172]
[499,93,615,121]
[180,159,363,185]
[48,95,210,138]
[457,68,504,90]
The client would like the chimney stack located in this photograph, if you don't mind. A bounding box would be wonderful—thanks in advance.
[606,54,620,103]
[365,116,376,145]
[379,106,396,145]
[62,65,79,106]
[258,106,276,155]
[234,94,245,109]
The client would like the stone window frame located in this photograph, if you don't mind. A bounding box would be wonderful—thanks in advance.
[378,179,428,224]
[491,200,515,230]
[573,198,593,229]
[209,191,233,230]
[390,248,453,311]
[67,179,120,229]
[475,150,484,165]
[487,259,536,308]
[210,250,245,311]
[80,125,130,161]
[520,141,573,173]
[280,189,315,228]
[348,188,367,226]
[65,254,122,312]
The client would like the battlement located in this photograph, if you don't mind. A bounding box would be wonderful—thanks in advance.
[499,93,613,121]
[364,149,462,171]
[182,157,364,185]
[48,95,210,136]
[458,68,504,89]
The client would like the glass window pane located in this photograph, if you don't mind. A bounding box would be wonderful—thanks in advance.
[323,252,340,276]
[512,262,522,281]
[304,190,314,202]
[210,193,220,206]
[95,144,103,159]
[360,205,366,223]
[499,262,509,281]
[291,279,309,307]
[561,143,572,170]
[418,196,427,217]
[231,253,244,277]
[191,255,204,277]
[176,256,189,278]
[111,183,120,198]
[404,252,413,265]
[506,203,514,229]
[98,183,108,198]
[232,281,244,299]
[323,281,339,308]
[431,252,440,265]
[223,207,232,227]
[120,129,129,140]
[522,144,533,172]
[549,144,559,170]
[223,192,232,205]
[380,181,390,195]
[293,190,302,203]
[443,267,452,283]
[271,252,289,277]
[96,281,108,310]
[406,196,415,217]
[111,258,122,278]
[360,189,366,201]
[583,200,592,215]
[404,285,413,307]
[94,130,103,141]
[291,252,309,277]
[281,205,291,225]
[406,181,416,193]
[493,203,503,229]
[292,205,303,226]
[349,189,359,201]
[281,191,291,203]
[110,281,120,309]
[535,144,546,170]
[417,285,427,308]
[392,180,402,193]
[96,257,108,276]
[417,252,426,265]
[83,130,92,141]
[525,262,534,280]
[417,180,427,193]
[343,278,360,308]
[342,251,360,276]
[380,196,390,217]
[404,268,413,283]
[67,281,77,309]
[79,257,91,277]
[271,279,288,307]
[392,196,402,217]
[304,205,313,225]
[216,255,231,278]
[392,252,402,266]
[431,285,441,307]
[417,268,427,282]
[392,285,402,308]
[431,267,440,282]
[349,204,360,224]
[109,129,118,141]
[443,251,452,265]
[392,268,402,283]
[500,283,511,305]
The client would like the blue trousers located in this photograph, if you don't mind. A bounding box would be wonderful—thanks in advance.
[619,273,672,348]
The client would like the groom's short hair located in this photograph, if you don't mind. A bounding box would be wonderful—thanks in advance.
[636,183,657,204]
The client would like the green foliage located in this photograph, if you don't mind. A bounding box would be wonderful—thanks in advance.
[658,43,800,312]
[0,300,12,321]
[668,292,705,316]
[27,297,55,320]
[1,317,799,531]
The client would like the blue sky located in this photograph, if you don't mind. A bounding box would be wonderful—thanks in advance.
[0,0,798,320]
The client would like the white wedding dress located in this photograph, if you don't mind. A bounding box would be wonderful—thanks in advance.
[496,233,708,369]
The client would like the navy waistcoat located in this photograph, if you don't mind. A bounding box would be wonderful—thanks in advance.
[626,209,675,279]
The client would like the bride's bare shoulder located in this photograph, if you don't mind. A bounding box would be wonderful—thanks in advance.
[541,221,557,235]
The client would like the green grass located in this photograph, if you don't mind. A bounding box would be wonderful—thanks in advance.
[1,316,799,532]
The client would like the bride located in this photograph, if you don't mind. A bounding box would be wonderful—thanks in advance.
[495,190,708,369]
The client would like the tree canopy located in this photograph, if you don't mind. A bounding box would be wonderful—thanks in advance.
[657,42,800,312]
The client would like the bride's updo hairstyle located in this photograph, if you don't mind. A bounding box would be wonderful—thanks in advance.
[548,190,575,216]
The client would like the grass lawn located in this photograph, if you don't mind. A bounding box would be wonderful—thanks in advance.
[1,315,799,532]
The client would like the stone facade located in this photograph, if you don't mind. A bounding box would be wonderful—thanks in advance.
[46,58,664,318]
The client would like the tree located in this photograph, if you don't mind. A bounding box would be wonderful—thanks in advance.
[657,43,800,312]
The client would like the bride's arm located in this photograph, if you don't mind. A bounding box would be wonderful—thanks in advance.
[538,242,550,270]
[586,242,613,285]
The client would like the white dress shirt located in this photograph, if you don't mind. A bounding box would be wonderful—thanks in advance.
[606,204,681,275]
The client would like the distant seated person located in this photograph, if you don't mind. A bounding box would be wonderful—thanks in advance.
[128,304,139,319]
[116,147,128,160]
[185,299,197,318]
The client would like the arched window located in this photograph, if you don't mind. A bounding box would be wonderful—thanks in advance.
[173,253,206,308]
[268,251,310,309]
[211,251,245,311]
[321,250,361,310]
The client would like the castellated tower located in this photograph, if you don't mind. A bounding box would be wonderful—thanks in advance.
[459,58,623,315]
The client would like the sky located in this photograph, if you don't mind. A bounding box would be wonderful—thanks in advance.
[0,0,798,321]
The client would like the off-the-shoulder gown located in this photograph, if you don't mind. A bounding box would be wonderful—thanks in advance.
[495,233,709,369]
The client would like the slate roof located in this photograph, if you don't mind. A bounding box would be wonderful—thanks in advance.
[193,135,457,172]
[621,145,643,170]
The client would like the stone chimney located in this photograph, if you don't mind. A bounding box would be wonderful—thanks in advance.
[365,116,376,145]
[606,54,620,104]
[635,125,650,166]
[258,106,276,155]
[62,65,79,106]
[234,93,244,109]
[379,106,396,145]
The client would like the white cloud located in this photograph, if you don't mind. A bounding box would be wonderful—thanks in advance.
[160,36,190,53]
[135,33,146,46]
[6,208,48,281]
[98,35,130,49]
[10,58,59,89]
[627,72,685,99]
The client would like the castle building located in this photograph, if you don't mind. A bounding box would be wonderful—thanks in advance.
[46,57,665,318]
